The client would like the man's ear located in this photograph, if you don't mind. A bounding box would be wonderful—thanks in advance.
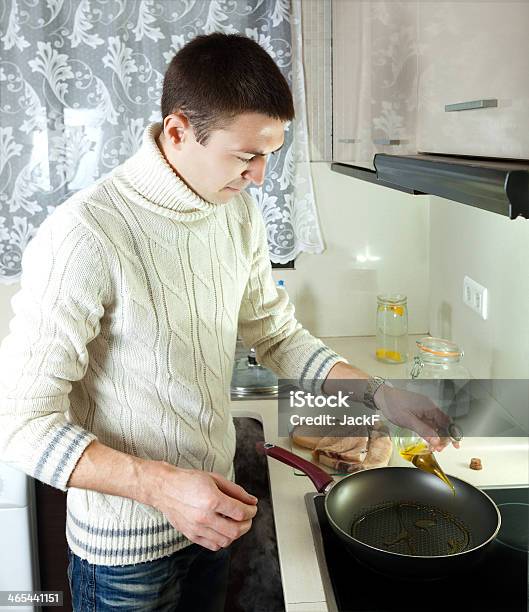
[163,112,191,149]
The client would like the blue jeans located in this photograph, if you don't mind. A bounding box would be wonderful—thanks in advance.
[67,544,231,611]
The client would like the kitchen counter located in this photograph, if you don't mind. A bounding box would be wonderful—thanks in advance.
[230,335,529,612]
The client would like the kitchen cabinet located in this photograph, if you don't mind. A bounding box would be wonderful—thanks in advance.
[417,1,529,159]
[330,1,529,218]
[332,1,529,166]
[332,0,419,170]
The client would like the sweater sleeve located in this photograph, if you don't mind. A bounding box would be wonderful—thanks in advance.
[237,194,347,393]
[0,209,110,491]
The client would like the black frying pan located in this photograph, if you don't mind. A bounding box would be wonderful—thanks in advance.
[257,442,501,579]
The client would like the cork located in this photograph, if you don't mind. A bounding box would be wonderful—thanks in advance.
[469,457,483,470]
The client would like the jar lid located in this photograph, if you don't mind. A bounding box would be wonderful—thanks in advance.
[377,293,407,305]
[416,336,463,359]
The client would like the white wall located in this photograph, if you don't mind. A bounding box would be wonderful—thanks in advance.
[272,162,430,338]
[428,196,529,379]
[0,283,19,343]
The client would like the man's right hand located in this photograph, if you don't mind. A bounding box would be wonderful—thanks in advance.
[66,440,258,552]
[140,461,258,551]
[373,384,459,452]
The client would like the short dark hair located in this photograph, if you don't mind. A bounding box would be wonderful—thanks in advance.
[161,33,295,145]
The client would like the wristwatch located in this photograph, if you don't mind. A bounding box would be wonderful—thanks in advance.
[363,376,386,410]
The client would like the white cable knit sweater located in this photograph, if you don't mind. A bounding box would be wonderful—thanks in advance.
[0,122,344,565]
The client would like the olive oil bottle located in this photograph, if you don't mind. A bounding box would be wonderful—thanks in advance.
[396,429,457,495]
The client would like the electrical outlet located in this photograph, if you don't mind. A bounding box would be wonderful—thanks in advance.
[463,276,488,320]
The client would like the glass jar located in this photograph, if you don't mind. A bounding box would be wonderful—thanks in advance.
[410,337,469,379]
[410,336,471,418]
[375,294,408,364]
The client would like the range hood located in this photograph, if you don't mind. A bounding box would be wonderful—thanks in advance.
[331,154,529,220]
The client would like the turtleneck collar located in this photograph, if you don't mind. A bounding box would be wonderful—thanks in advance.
[114,122,218,221]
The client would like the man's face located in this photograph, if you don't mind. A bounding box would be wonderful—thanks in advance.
[158,112,285,205]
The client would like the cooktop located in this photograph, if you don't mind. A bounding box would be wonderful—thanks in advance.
[305,487,528,612]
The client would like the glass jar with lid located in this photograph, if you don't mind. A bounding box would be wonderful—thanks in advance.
[410,337,470,379]
[410,336,471,419]
[375,294,408,364]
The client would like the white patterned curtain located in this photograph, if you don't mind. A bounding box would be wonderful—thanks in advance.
[0,0,323,283]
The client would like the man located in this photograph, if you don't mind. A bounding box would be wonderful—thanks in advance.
[0,33,452,611]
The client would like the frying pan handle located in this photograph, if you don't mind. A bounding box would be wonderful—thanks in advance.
[256,441,334,493]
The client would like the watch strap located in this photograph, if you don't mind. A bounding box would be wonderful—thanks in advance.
[363,376,386,410]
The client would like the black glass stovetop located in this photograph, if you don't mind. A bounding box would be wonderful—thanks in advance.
[306,488,528,612]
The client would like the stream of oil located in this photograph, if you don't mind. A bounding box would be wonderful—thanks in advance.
[351,501,471,556]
